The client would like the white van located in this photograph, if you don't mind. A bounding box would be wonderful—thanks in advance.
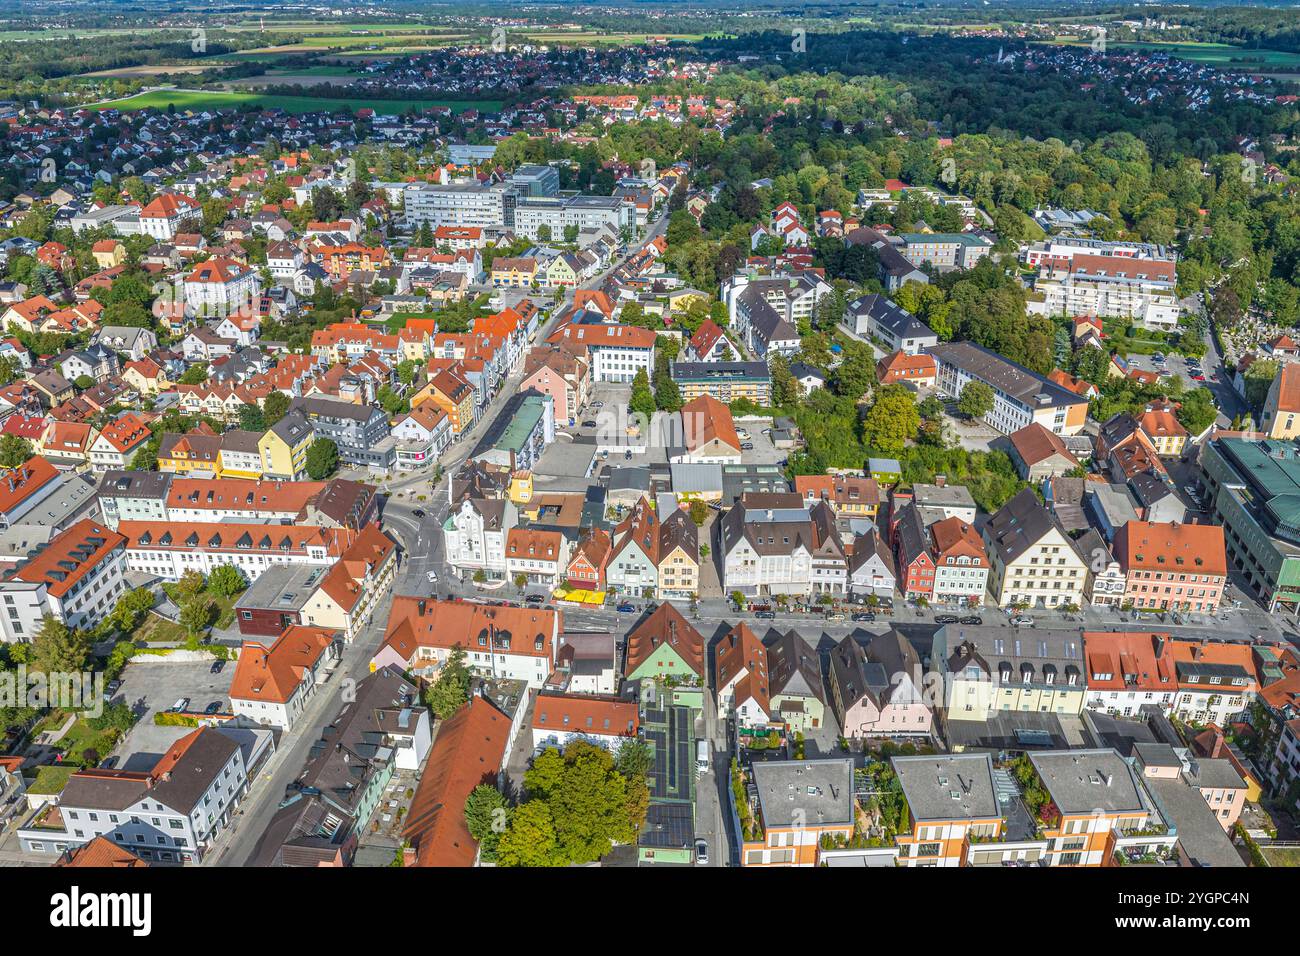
[696,739,710,775]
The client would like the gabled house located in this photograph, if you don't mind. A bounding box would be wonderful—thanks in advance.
[714,622,771,730]
[829,630,932,739]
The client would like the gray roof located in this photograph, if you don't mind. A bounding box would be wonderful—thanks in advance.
[149,728,240,814]
[268,408,312,445]
[936,623,1084,688]
[893,753,999,823]
[911,481,977,511]
[985,487,1077,565]
[927,340,1087,411]
[1028,749,1146,815]
[235,562,330,615]
[669,462,722,495]
[750,758,854,829]
[1185,756,1246,791]
[765,630,825,704]
[670,361,770,383]
[1144,775,1245,867]
[849,293,935,341]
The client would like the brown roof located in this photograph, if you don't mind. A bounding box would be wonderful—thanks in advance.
[1138,402,1188,441]
[714,622,770,713]
[57,836,148,868]
[624,602,705,678]
[166,477,325,514]
[1009,422,1079,468]
[228,626,338,705]
[506,527,563,561]
[316,524,396,613]
[378,597,559,664]
[1273,363,1300,416]
[681,394,740,455]
[403,696,510,867]
[928,516,987,564]
[530,691,638,738]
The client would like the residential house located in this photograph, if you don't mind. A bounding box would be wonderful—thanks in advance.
[228,626,342,730]
[982,488,1089,609]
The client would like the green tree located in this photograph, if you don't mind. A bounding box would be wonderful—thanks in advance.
[629,368,656,426]
[523,741,637,864]
[207,564,247,598]
[174,569,206,600]
[425,645,470,719]
[861,385,920,454]
[31,616,90,674]
[263,391,291,426]
[464,784,511,862]
[238,405,266,432]
[104,588,155,636]
[1176,388,1218,436]
[179,596,216,637]
[1244,359,1279,411]
[178,363,209,385]
[0,434,33,468]
[496,800,561,867]
[305,438,339,480]
[957,381,995,419]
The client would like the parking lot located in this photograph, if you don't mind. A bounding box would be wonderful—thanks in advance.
[111,658,234,770]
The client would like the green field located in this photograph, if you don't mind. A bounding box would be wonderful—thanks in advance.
[1040,37,1300,71]
[88,88,501,115]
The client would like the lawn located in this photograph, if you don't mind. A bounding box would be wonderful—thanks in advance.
[1261,845,1300,867]
[135,610,188,645]
[88,88,500,115]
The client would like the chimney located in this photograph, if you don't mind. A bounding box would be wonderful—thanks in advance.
[934,474,947,488]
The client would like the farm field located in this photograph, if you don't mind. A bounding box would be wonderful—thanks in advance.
[87,88,502,114]
[1039,37,1300,71]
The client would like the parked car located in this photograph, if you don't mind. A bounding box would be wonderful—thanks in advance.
[590,401,604,409]
[695,840,709,866]
[755,610,777,620]
[1010,615,1034,626]
[210,661,224,674]
[412,509,425,518]
[204,701,223,715]
[525,594,545,605]
[740,442,754,451]
[616,602,636,613]
[850,612,875,622]
[934,614,959,624]
[582,420,598,428]
[959,615,983,625]
[426,570,438,584]
[169,697,190,713]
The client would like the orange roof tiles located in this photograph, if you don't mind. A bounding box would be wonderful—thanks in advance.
[1114,521,1227,577]
[1083,631,1177,692]
[403,696,510,867]
[530,691,639,739]
[229,626,338,705]
[625,602,705,678]
[11,519,125,598]
[0,455,59,515]
[378,597,560,664]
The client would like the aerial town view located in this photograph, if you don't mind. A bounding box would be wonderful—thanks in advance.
[0,0,1294,929]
